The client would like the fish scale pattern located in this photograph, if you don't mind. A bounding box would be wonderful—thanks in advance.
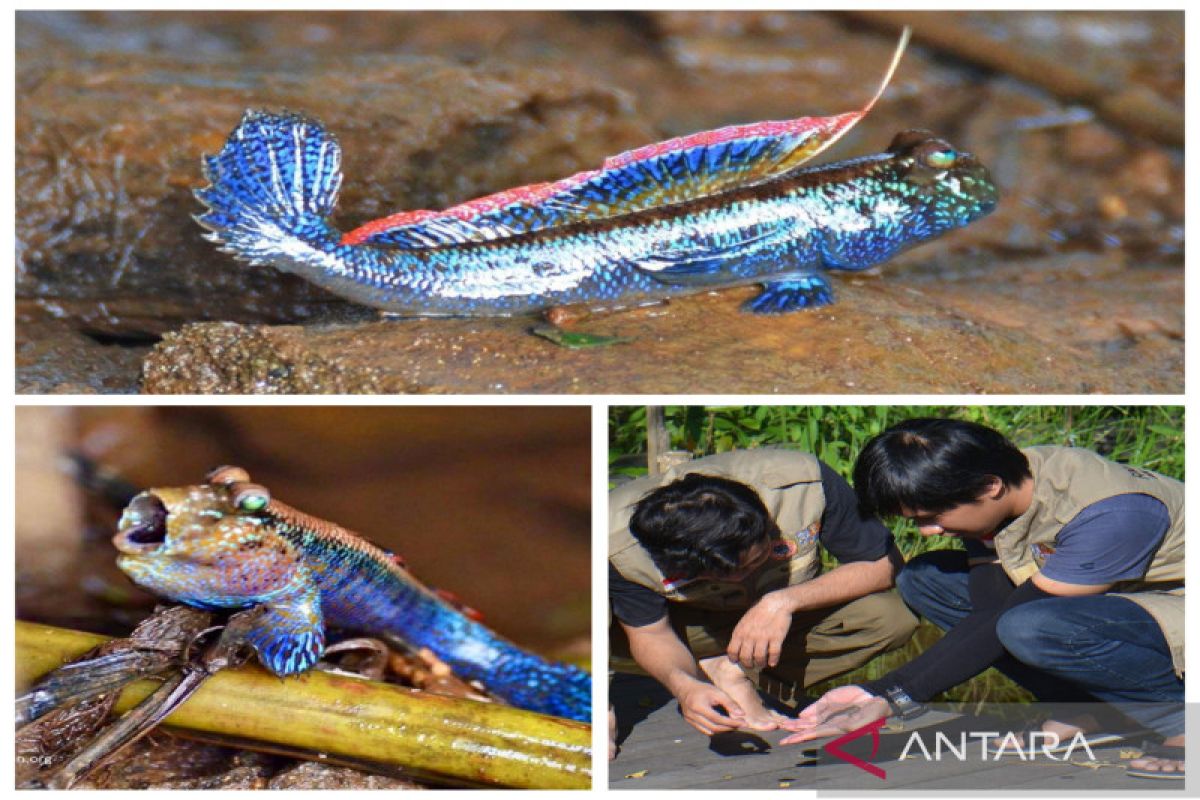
[278,518,592,721]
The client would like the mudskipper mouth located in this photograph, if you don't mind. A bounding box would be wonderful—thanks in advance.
[112,492,169,555]
[965,164,999,212]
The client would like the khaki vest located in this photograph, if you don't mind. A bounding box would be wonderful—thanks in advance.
[610,450,826,611]
[993,447,1185,675]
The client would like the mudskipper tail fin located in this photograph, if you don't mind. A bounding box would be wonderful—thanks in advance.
[195,110,343,265]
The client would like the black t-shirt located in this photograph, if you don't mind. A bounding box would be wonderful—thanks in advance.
[610,460,893,626]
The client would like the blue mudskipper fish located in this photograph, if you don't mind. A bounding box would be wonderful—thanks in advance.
[195,31,997,317]
[112,467,590,721]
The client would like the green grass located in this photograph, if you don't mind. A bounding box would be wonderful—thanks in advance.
[609,405,1183,704]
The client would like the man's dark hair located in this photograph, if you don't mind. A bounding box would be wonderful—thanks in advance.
[853,418,1032,517]
[629,473,776,580]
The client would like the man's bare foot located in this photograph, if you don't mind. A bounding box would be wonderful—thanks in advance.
[699,656,788,731]
[986,713,1123,755]
[1041,717,1088,740]
[1128,735,1184,777]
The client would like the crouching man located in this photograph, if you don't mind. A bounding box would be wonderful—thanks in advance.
[782,419,1184,780]
[610,449,916,745]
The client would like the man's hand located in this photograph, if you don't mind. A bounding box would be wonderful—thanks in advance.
[675,680,746,736]
[727,591,794,669]
[777,685,889,744]
[620,617,750,737]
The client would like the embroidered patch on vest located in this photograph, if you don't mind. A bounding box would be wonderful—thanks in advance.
[661,573,696,592]
[1030,542,1056,565]
[793,521,821,549]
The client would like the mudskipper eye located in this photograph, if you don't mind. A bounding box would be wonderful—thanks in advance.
[924,148,957,169]
[239,495,268,512]
[233,484,271,512]
[208,465,251,485]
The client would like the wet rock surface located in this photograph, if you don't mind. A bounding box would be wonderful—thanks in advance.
[140,272,1181,394]
[16,10,1183,393]
[17,305,151,394]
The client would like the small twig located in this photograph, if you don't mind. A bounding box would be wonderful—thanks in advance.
[17,606,211,727]
[46,669,207,789]
[40,608,244,789]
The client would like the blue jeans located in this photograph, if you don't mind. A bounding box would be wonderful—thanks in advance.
[899,550,1184,737]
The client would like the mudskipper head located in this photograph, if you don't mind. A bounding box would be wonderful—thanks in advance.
[884,129,998,238]
[112,468,302,610]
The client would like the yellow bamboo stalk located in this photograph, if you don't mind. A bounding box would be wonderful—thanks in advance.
[17,621,591,789]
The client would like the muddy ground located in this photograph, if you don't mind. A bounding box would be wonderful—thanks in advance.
[16,11,1183,393]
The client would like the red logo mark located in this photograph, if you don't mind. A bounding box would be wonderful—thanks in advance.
[823,717,886,779]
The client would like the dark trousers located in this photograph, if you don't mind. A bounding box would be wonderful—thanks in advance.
[612,589,917,702]
[899,550,1184,737]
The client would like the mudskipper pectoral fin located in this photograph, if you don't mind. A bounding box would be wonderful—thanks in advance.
[632,228,788,287]
[233,584,326,677]
[743,274,835,314]
[632,253,737,286]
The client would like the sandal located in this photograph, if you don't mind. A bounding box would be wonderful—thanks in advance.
[1126,740,1185,780]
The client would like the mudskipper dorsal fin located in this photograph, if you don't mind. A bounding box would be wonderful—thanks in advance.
[341,28,910,249]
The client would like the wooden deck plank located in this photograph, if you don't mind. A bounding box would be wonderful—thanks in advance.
[610,674,1183,791]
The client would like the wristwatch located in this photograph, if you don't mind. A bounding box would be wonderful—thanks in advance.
[882,685,926,721]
